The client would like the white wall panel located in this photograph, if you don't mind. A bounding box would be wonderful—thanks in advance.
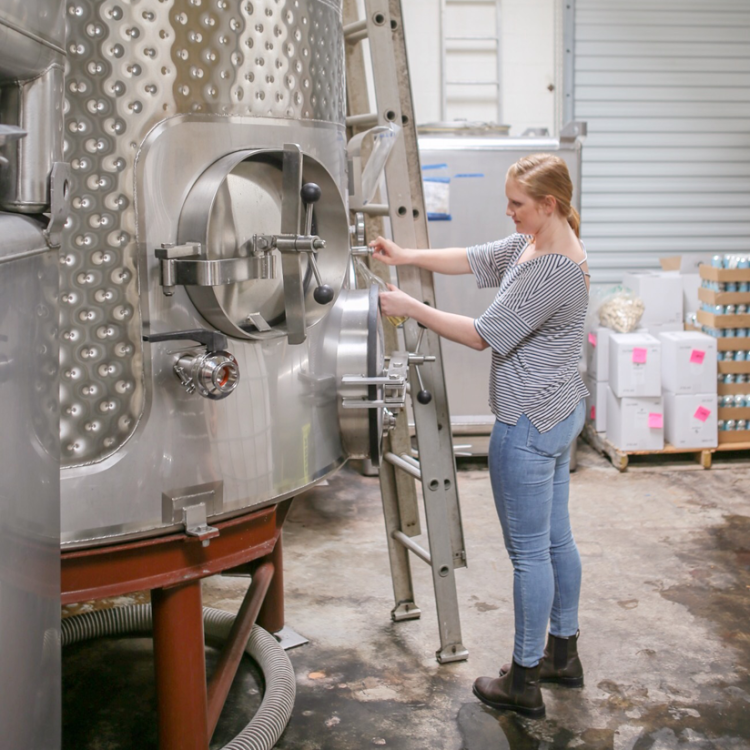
[574,0,750,285]
[584,177,750,193]
[576,57,750,72]
[402,0,557,134]
[577,41,746,57]
[584,208,750,223]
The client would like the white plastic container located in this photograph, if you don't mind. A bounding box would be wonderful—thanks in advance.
[663,393,718,449]
[607,388,664,451]
[586,326,612,382]
[585,375,607,432]
[658,331,717,395]
[609,332,662,398]
[623,271,683,328]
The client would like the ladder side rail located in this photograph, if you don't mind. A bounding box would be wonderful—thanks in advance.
[378,434,422,622]
[343,0,422,542]
[384,0,467,571]
[365,0,468,663]
[343,0,422,628]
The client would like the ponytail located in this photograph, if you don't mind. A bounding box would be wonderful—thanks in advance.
[568,206,580,238]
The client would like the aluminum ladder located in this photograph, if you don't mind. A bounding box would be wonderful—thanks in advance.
[342,0,468,664]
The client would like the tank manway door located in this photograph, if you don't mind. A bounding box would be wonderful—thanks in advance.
[337,284,413,467]
[156,144,351,345]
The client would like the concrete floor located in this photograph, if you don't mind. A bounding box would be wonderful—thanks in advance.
[63,442,750,749]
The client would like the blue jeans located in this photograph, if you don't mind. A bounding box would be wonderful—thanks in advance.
[488,400,586,667]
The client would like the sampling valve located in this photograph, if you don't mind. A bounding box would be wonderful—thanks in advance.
[143,328,239,400]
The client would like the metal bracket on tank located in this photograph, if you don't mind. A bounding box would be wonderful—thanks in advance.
[155,241,277,297]
[341,352,409,410]
[162,481,223,546]
[44,162,71,248]
[182,503,219,546]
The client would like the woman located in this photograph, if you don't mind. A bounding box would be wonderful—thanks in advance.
[371,154,589,720]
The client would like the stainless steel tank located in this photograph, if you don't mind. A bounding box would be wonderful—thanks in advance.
[59,0,388,548]
[0,1,65,746]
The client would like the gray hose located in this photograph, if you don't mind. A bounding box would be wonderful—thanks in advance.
[62,604,295,750]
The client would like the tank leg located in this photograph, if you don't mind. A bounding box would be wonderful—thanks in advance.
[257,535,285,634]
[152,581,208,750]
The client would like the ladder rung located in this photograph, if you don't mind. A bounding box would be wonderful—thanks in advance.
[445,36,499,42]
[359,203,390,217]
[392,530,432,565]
[343,18,368,43]
[446,80,499,86]
[399,454,422,471]
[384,451,422,481]
[346,112,379,129]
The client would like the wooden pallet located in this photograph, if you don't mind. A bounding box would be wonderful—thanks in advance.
[581,423,750,471]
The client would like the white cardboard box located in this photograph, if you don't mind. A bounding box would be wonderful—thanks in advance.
[586,326,612,382]
[585,375,607,432]
[681,273,701,315]
[658,331,718,394]
[609,332,662,398]
[623,271,683,327]
[663,393,718,449]
[607,388,664,451]
[644,321,684,337]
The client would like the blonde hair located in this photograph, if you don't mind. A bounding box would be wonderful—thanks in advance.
[507,154,580,238]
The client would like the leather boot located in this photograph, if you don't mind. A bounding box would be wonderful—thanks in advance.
[473,660,546,719]
[499,632,584,688]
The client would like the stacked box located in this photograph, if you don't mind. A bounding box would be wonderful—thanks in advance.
[623,271,684,336]
[607,392,664,451]
[584,326,611,432]
[697,262,750,445]
[607,333,664,450]
[658,331,718,449]
[608,333,662,398]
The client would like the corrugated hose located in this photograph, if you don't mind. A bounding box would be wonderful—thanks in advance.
[62,604,295,750]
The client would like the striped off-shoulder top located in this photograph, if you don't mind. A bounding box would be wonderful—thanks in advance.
[467,233,589,433]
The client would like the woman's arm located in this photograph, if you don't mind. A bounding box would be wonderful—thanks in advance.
[379,285,488,351]
[369,236,472,275]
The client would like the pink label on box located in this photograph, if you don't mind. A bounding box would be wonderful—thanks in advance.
[694,406,711,422]
[590,405,596,420]
[690,349,705,364]
[588,332,597,347]
[648,412,663,429]
[632,347,648,364]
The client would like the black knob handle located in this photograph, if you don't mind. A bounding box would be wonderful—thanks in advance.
[417,389,432,405]
[313,284,334,305]
[301,182,322,204]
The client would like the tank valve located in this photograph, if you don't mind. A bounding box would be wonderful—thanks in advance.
[143,328,239,400]
[174,349,239,400]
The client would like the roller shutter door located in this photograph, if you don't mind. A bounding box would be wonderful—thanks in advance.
[574,0,750,285]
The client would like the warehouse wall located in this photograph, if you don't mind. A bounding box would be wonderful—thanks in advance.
[574,0,750,284]
[402,0,559,135]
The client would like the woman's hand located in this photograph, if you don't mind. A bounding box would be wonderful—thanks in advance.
[380,284,488,350]
[379,284,416,319]
[369,236,413,266]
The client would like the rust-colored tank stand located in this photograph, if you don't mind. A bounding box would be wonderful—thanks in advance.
[61,500,291,750]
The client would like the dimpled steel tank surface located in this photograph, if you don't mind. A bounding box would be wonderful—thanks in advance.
[59,0,375,548]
